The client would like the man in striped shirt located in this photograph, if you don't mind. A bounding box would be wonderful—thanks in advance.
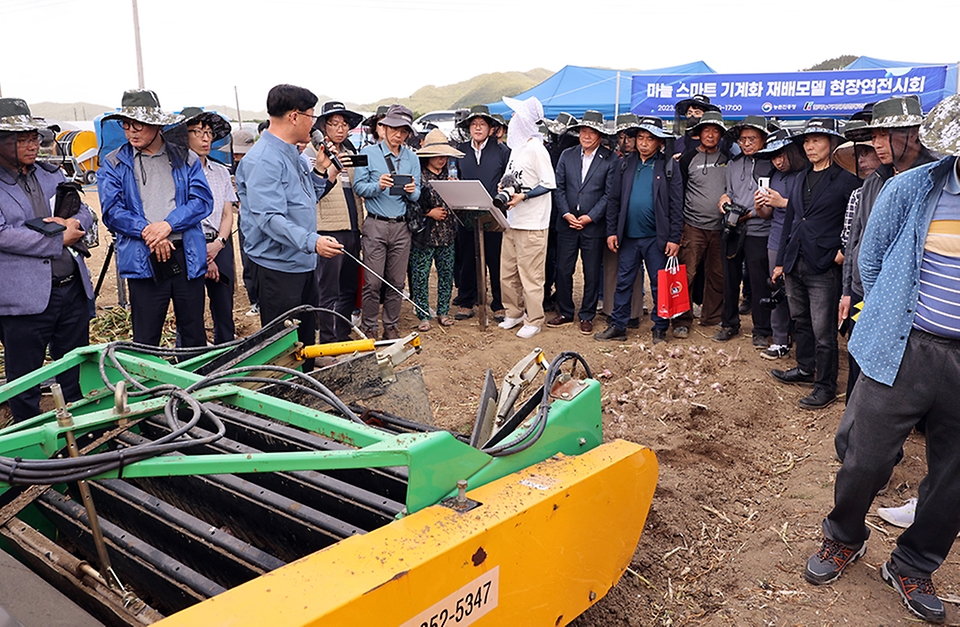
[803,95,960,624]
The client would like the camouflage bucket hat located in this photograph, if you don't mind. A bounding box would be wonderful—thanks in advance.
[688,110,726,136]
[0,98,44,132]
[180,107,233,141]
[540,112,578,135]
[755,128,794,158]
[865,96,924,133]
[615,113,641,133]
[920,94,960,156]
[570,110,614,135]
[727,115,769,140]
[636,116,673,139]
[843,119,872,143]
[457,104,498,130]
[103,90,184,126]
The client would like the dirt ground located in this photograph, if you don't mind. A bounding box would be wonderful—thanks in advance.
[5,190,959,626]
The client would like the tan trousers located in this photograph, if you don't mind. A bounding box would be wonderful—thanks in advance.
[602,247,645,318]
[500,228,547,328]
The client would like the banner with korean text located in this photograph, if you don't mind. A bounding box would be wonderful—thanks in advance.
[630,66,948,119]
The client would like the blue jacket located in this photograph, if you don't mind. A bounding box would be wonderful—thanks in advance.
[0,163,94,316]
[776,162,860,274]
[608,152,684,252]
[99,141,213,280]
[850,156,956,386]
[236,131,333,274]
[554,145,617,239]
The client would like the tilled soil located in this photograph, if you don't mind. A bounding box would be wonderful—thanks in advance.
[4,191,957,626]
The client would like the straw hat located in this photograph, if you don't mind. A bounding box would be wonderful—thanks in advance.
[834,140,876,176]
[416,129,465,158]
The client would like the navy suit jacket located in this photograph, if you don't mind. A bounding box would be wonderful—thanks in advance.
[777,162,860,275]
[608,152,684,252]
[455,139,510,197]
[0,163,94,316]
[554,145,617,239]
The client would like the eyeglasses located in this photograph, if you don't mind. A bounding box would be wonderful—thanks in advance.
[16,134,41,146]
[297,111,319,121]
[325,120,350,130]
[738,136,761,145]
[188,129,215,139]
[121,120,145,132]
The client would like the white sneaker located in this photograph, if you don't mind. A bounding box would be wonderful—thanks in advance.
[516,324,541,339]
[245,304,260,317]
[877,498,917,528]
[498,316,525,330]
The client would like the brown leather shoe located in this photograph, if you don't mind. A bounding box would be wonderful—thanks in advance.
[546,315,574,328]
[382,326,400,340]
[579,319,593,334]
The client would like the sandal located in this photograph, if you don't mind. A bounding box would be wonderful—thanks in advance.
[437,315,455,327]
[417,319,431,332]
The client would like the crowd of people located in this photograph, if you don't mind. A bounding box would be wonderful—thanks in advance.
[1,82,960,623]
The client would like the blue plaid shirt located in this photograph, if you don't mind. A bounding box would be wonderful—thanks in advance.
[850,156,958,386]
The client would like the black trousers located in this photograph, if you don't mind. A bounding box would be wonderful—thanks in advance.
[205,238,235,344]
[258,265,319,370]
[824,329,960,579]
[453,223,503,311]
[0,279,89,422]
[721,235,772,338]
[128,247,207,348]
[555,232,604,322]
[316,230,360,343]
[238,228,260,307]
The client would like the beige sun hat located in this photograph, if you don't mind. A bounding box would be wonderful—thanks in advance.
[416,129,465,158]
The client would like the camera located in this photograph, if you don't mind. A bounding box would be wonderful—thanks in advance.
[760,275,786,310]
[493,172,522,210]
[721,202,750,236]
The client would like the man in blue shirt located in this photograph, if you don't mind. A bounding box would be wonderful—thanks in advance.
[236,84,341,366]
[353,104,421,340]
[803,96,960,624]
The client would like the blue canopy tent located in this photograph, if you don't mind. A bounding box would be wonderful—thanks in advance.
[486,61,715,120]
[844,56,958,101]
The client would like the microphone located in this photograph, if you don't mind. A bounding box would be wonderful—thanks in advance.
[311,130,343,171]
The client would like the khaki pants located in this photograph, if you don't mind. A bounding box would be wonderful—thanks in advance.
[602,247,645,318]
[500,228,547,328]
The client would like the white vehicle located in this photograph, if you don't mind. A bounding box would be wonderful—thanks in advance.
[414,110,458,134]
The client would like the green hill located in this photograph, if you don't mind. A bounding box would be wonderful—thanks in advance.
[362,68,553,117]
[804,56,858,71]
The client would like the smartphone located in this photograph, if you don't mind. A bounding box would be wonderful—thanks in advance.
[757,177,771,190]
[342,153,368,168]
[24,217,66,236]
[390,174,413,195]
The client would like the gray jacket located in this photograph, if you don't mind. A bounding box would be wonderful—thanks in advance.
[0,164,94,316]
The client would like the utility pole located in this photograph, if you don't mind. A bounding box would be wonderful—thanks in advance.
[131,0,145,88]
[234,86,243,128]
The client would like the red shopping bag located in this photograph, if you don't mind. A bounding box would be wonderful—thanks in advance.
[657,257,690,319]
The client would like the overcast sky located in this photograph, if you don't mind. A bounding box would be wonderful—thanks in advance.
[2,0,958,115]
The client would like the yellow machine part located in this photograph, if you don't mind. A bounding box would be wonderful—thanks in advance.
[56,130,99,173]
[298,338,376,360]
[156,439,658,627]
